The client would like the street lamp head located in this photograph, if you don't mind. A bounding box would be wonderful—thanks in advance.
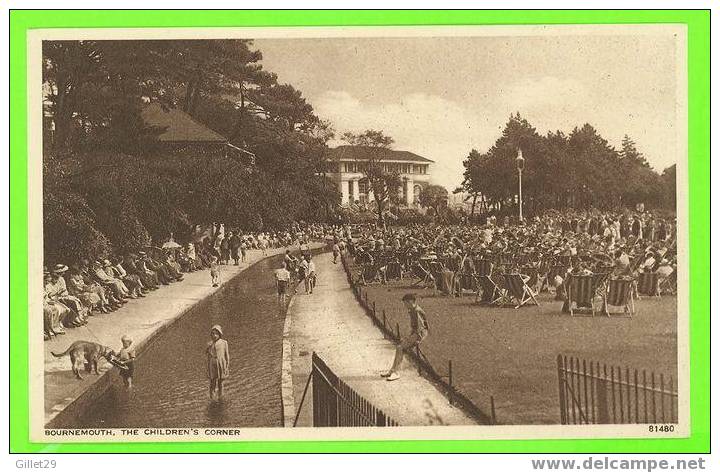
[516,148,525,171]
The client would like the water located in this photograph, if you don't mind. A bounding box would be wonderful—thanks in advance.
[79,254,292,428]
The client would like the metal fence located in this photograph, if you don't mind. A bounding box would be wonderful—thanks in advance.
[300,352,399,427]
[340,254,496,425]
[557,355,678,424]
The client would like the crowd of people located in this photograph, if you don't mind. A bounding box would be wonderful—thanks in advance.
[344,209,677,306]
[43,223,333,341]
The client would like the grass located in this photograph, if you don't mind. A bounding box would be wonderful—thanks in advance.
[349,263,678,425]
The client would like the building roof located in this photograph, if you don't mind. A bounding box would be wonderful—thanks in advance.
[327,145,434,163]
[141,103,228,143]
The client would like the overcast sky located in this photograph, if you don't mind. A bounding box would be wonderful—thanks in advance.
[254,33,680,190]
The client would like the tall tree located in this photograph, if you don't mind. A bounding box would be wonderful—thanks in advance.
[341,130,401,228]
[418,184,449,219]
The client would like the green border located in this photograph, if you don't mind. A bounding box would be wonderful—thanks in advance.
[10,10,709,453]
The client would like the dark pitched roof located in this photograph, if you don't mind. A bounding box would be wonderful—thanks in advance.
[141,103,227,143]
[327,145,434,163]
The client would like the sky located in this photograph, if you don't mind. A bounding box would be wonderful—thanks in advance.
[254,32,680,190]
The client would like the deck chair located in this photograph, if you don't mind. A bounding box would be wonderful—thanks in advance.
[604,277,635,317]
[359,264,382,285]
[658,267,676,295]
[566,274,598,317]
[520,266,540,294]
[474,259,505,305]
[385,259,403,281]
[411,260,435,288]
[503,273,540,309]
[637,271,661,297]
[429,260,450,294]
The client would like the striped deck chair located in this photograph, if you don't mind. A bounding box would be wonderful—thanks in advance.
[604,277,635,317]
[566,274,598,317]
[503,273,540,309]
[637,271,661,297]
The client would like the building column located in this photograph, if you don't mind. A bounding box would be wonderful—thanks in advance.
[405,178,414,205]
[340,180,350,205]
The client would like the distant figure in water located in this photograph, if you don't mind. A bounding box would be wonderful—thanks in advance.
[210,256,220,287]
[206,325,230,400]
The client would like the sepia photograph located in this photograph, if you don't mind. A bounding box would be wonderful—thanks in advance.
[27,24,689,443]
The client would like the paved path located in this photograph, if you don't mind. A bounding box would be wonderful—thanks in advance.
[43,244,323,426]
[287,252,475,427]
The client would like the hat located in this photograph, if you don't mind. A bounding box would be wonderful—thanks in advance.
[104,259,112,267]
[210,324,223,337]
[121,334,133,343]
[52,264,68,273]
[138,251,146,256]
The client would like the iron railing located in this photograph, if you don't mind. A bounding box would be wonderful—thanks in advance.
[295,352,399,427]
[340,253,496,425]
[557,355,678,424]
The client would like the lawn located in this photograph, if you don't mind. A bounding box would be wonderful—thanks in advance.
[348,262,678,425]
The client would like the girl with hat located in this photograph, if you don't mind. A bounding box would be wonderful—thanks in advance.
[206,325,230,399]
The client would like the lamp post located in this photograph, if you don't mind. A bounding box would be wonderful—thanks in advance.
[516,148,525,222]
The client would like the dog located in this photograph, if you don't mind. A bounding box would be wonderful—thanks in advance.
[51,341,116,380]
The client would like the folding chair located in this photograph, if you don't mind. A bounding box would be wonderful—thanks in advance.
[658,268,676,295]
[411,260,435,288]
[566,274,598,317]
[359,264,382,285]
[474,259,505,305]
[429,260,450,294]
[520,265,540,294]
[637,271,661,297]
[385,259,403,281]
[604,277,635,317]
[503,273,540,309]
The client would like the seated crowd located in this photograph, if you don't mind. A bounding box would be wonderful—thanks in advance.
[43,224,333,341]
[344,209,677,302]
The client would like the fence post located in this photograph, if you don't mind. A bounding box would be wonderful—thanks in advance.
[382,310,387,338]
[395,322,400,341]
[490,396,497,425]
[557,354,568,425]
[448,360,454,406]
[416,346,422,375]
[372,302,376,322]
[596,367,610,424]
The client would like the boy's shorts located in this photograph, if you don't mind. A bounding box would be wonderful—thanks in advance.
[277,280,288,295]
[399,329,427,350]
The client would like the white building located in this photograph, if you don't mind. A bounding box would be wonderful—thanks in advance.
[326,145,434,206]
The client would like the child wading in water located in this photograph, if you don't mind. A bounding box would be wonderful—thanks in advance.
[117,334,136,388]
[206,325,230,399]
[210,256,220,287]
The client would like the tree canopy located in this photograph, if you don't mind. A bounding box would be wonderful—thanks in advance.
[42,39,340,263]
[461,113,675,217]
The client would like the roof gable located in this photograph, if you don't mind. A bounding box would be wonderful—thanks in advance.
[141,103,227,143]
[327,145,434,163]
